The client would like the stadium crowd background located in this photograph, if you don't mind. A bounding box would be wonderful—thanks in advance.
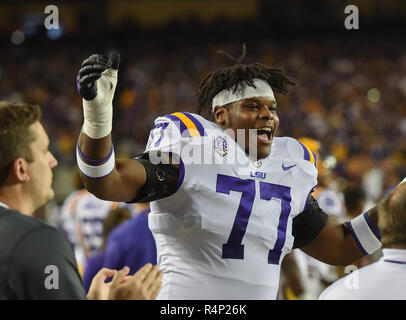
[0,0,405,298]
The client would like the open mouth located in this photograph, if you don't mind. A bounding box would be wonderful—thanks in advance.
[256,127,273,143]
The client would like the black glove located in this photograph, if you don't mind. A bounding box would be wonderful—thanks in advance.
[76,52,120,101]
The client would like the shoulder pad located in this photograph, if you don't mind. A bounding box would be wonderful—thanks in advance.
[162,112,208,138]
[285,137,318,168]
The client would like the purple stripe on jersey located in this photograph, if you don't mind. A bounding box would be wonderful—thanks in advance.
[77,143,114,163]
[168,152,185,193]
[311,150,318,169]
[164,114,190,137]
[302,185,317,213]
[384,260,406,265]
[176,159,185,192]
[363,212,382,240]
[180,112,206,136]
[348,221,368,256]
[298,141,311,161]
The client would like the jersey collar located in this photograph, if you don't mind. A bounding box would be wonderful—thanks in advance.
[382,248,406,265]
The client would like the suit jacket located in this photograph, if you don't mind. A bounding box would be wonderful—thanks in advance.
[0,205,86,300]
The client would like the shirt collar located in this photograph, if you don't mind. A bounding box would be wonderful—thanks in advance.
[0,201,10,209]
[382,248,406,264]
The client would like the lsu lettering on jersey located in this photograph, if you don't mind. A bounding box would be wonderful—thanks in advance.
[145,112,318,299]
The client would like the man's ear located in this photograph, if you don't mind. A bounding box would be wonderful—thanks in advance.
[11,158,31,183]
[213,106,228,127]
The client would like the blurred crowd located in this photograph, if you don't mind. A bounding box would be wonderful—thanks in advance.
[2,31,405,206]
[1,22,405,298]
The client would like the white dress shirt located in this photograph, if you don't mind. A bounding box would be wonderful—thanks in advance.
[0,201,9,209]
[319,248,406,300]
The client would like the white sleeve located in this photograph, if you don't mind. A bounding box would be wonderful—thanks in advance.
[145,116,182,156]
[285,137,319,212]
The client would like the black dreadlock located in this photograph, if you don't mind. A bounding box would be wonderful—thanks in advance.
[194,44,295,116]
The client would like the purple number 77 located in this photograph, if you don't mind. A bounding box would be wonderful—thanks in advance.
[216,174,292,265]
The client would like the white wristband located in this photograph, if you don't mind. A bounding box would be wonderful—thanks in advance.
[348,213,382,255]
[76,146,115,178]
[399,177,406,185]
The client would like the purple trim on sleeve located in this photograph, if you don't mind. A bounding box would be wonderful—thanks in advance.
[180,112,206,136]
[384,260,406,265]
[77,142,114,164]
[348,221,368,256]
[174,155,185,192]
[311,150,318,169]
[302,185,317,213]
[160,152,185,194]
[363,212,382,240]
[298,141,311,161]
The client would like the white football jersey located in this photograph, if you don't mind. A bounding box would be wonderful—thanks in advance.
[74,191,118,254]
[316,189,345,220]
[145,112,318,299]
[60,189,85,247]
[60,189,129,267]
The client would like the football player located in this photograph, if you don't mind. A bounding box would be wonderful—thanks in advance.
[75,48,388,299]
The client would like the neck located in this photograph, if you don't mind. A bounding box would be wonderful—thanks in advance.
[135,202,150,212]
[0,185,35,215]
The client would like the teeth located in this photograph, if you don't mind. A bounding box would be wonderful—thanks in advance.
[256,127,272,132]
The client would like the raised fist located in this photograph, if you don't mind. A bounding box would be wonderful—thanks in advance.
[77,52,120,102]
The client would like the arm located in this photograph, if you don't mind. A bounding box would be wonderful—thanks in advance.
[293,179,406,267]
[76,52,147,202]
[301,215,364,266]
[76,53,180,203]
[296,200,379,266]
[78,133,147,202]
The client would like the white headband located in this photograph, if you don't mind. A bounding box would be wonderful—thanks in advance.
[212,78,275,112]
